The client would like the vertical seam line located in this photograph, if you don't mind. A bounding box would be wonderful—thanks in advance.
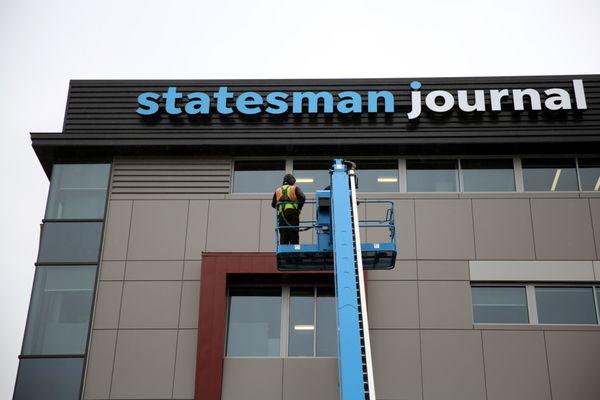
[587,198,598,259]
[529,199,538,259]
[480,331,489,400]
[171,200,191,398]
[543,331,554,400]
[108,200,134,398]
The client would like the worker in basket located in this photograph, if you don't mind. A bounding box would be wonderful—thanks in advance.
[272,173,306,245]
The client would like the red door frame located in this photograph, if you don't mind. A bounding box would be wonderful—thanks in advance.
[194,252,333,400]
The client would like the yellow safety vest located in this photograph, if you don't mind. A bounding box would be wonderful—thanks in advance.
[275,184,299,214]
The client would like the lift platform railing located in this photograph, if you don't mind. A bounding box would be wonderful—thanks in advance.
[273,200,396,245]
[274,198,397,271]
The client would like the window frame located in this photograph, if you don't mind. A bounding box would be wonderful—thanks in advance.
[472,283,600,326]
[224,284,337,358]
[471,284,530,325]
[231,158,287,194]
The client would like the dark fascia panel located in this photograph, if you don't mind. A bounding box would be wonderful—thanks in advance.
[32,74,600,176]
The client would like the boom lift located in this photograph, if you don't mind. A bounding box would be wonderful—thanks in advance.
[275,159,397,400]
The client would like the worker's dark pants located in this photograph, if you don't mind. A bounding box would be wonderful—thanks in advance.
[278,210,300,245]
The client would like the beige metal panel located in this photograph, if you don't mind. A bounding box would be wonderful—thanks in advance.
[472,199,535,260]
[127,200,188,260]
[469,260,596,282]
[370,330,422,400]
[259,200,276,252]
[591,199,600,259]
[415,199,476,260]
[185,200,209,260]
[367,281,419,329]
[421,330,486,400]
[124,261,184,281]
[299,203,316,246]
[111,330,178,399]
[368,260,418,280]
[99,261,125,281]
[179,281,200,329]
[205,200,261,252]
[92,281,122,330]
[183,260,201,280]
[119,281,182,329]
[173,330,197,399]
[282,358,339,400]
[482,331,551,400]
[417,260,469,281]
[83,330,117,400]
[102,200,132,261]
[530,199,596,260]
[595,261,600,280]
[419,281,473,329]
[221,358,283,400]
[545,331,600,400]
[366,199,416,260]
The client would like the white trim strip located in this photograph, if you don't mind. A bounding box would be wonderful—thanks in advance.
[469,260,596,282]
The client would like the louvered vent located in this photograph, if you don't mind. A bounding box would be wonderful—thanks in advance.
[111,159,231,194]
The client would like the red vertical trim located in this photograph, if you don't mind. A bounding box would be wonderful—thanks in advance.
[194,253,331,400]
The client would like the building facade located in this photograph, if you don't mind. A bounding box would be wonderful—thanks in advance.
[15,75,600,400]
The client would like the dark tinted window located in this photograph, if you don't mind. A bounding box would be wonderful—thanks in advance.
[316,286,337,356]
[288,287,315,356]
[461,159,515,192]
[578,158,600,191]
[38,222,103,263]
[233,160,285,193]
[22,266,96,355]
[536,287,597,324]
[472,286,528,323]
[45,164,110,219]
[293,160,331,192]
[226,287,282,356]
[14,358,84,400]
[522,159,578,191]
[355,160,399,192]
[407,159,458,192]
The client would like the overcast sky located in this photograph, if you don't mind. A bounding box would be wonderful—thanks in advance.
[1,0,599,396]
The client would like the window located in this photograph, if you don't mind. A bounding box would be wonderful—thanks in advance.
[406,159,458,192]
[45,164,110,219]
[226,287,282,356]
[472,284,600,325]
[22,266,96,355]
[288,287,338,357]
[355,160,399,192]
[14,358,84,400]
[226,286,337,357]
[522,158,578,191]
[460,159,515,192]
[472,286,528,323]
[578,158,600,191]
[536,287,597,325]
[292,160,331,192]
[37,222,103,263]
[233,160,285,193]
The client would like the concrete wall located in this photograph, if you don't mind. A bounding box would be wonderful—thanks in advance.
[84,157,600,400]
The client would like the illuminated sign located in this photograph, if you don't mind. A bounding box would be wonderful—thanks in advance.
[136,79,587,119]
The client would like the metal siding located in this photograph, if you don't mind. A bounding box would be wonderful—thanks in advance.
[111,158,232,195]
[62,76,600,139]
